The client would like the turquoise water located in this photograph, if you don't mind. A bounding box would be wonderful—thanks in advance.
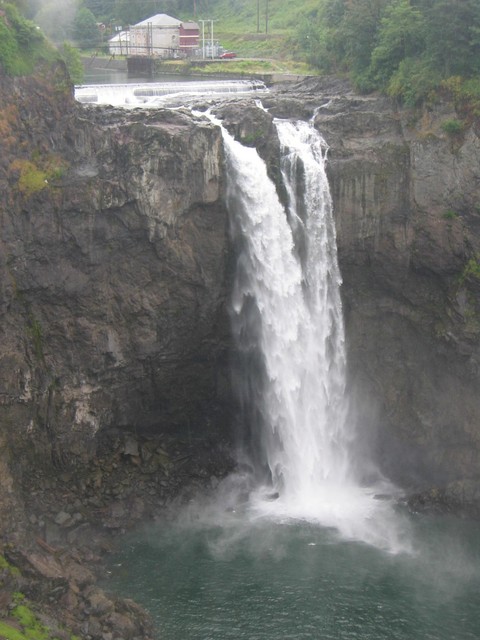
[105,503,480,640]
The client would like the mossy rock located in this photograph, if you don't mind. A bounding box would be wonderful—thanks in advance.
[9,155,68,197]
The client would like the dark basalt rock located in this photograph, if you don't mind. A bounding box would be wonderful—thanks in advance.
[0,69,233,537]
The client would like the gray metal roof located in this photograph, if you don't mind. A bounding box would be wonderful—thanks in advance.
[133,14,181,28]
[181,22,199,30]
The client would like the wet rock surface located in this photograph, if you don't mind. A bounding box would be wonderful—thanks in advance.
[407,480,480,519]
[1,541,154,640]
[0,66,232,522]
[0,64,234,639]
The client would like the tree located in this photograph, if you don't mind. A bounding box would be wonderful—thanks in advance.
[73,6,101,49]
[421,0,480,77]
[0,12,19,74]
[369,0,425,88]
[82,0,115,20]
[386,55,439,105]
[320,0,348,71]
[336,0,390,89]
[293,14,328,70]
[60,41,84,83]
[113,0,157,26]
[2,0,27,14]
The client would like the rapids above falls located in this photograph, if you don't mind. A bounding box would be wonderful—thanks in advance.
[74,79,268,107]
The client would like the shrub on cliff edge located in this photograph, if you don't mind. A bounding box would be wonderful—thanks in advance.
[0,2,57,75]
[59,41,84,84]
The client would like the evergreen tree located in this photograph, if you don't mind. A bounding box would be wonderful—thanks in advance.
[82,0,115,20]
[113,0,157,25]
[302,0,480,102]
[73,6,101,49]
[369,0,425,87]
[335,0,390,88]
[420,0,480,77]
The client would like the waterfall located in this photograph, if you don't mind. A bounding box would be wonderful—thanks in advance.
[222,115,408,550]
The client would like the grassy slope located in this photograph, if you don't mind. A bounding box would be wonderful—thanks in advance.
[180,0,320,59]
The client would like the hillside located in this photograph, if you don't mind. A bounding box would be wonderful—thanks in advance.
[182,0,319,58]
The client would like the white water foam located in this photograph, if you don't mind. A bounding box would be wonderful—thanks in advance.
[221,114,410,552]
[75,79,267,107]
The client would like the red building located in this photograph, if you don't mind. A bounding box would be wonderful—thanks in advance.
[179,21,200,56]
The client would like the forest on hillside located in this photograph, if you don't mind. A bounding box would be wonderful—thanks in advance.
[2,0,480,108]
[294,0,480,106]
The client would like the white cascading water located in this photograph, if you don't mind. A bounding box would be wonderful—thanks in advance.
[75,80,267,107]
[222,115,409,551]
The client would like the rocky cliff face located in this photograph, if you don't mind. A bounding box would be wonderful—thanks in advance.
[1,69,480,541]
[0,67,231,536]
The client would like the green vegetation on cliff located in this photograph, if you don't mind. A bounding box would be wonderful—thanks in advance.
[10,155,68,197]
[0,1,83,82]
[292,0,480,106]
[0,2,56,75]
[0,554,79,640]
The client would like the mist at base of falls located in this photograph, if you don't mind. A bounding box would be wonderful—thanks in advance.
[104,487,480,640]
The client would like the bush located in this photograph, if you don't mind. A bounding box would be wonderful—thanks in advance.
[442,209,459,220]
[441,76,480,118]
[441,119,464,136]
[462,256,480,282]
[0,15,19,73]
[387,57,440,106]
[4,3,43,48]
[59,41,84,84]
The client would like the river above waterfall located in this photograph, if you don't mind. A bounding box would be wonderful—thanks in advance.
[104,503,480,640]
[75,79,267,107]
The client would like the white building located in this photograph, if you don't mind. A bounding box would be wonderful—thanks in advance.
[109,13,200,63]
[108,30,129,56]
[129,14,182,58]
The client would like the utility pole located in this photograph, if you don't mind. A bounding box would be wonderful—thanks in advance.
[257,0,260,33]
[265,0,269,34]
[210,19,214,59]
[199,19,206,59]
[199,19,217,59]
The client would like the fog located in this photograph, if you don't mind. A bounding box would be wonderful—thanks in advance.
[33,0,79,43]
